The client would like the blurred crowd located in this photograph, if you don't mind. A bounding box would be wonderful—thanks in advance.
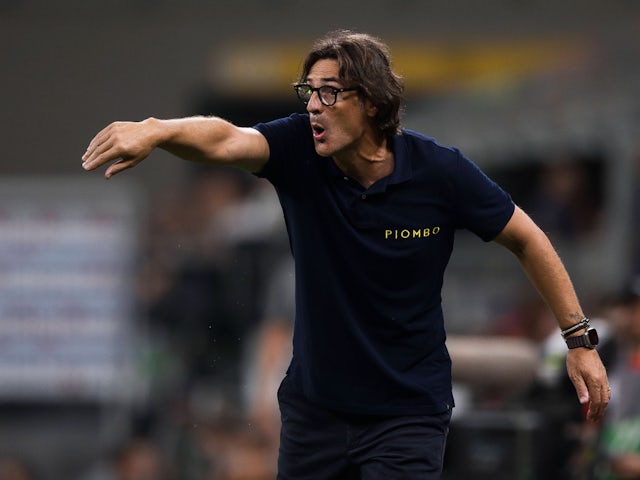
[100,165,295,480]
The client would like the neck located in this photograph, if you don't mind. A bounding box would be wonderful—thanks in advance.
[333,136,394,189]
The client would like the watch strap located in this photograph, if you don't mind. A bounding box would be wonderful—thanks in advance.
[566,335,589,349]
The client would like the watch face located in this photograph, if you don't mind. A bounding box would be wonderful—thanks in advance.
[587,328,599,346]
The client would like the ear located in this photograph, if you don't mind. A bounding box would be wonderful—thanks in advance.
[363,98,378,118]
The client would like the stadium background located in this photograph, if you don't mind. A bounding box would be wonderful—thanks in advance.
[1,1,639,478]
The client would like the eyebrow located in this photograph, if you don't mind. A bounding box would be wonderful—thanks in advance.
[305,76,341,85]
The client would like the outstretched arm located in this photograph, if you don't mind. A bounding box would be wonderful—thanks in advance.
[82,116,270,178]
[494,206,610,422]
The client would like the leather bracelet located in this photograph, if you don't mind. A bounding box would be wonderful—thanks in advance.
[560,317,590,338]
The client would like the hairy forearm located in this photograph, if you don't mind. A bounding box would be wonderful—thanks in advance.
[82,115,268,178]
[151,116,240,164]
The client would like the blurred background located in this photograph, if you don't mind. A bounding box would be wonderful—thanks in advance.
[1,1,639,479]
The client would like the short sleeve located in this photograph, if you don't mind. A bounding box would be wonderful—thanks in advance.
[453,150,515,241]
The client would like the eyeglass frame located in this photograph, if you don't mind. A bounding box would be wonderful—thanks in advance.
[293,83,360,107]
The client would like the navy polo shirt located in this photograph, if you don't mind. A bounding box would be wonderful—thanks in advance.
[254,113,514,415]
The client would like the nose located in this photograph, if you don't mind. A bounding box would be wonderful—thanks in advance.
[306,90,323,113]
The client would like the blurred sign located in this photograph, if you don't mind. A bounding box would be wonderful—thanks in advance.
[207,36,587,97]
[0,177,143,402]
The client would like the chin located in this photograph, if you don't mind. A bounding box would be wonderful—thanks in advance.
[314,142,333,158]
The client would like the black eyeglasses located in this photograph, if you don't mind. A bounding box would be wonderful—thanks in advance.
[293,83,359,107]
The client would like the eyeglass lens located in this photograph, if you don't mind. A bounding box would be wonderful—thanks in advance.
[295,85,337,106]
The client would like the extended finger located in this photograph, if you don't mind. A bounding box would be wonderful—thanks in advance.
[83,135,120,170]
[83,123,117,164]
[104,157,141,179]
[83,127,107,158]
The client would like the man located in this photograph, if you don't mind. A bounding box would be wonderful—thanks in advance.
[82,30,610,479]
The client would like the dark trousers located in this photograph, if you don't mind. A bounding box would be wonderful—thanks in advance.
[277,375,451,479]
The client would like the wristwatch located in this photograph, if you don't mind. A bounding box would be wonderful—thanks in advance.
[565,328,599,349]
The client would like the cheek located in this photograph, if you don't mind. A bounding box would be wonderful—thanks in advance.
[334,112,367,139]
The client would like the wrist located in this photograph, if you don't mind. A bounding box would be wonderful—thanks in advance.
[142,117,167,146]
[560,317,599,349]
[560,317,590,338]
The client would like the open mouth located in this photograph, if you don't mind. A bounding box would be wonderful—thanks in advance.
[311,123,326,140]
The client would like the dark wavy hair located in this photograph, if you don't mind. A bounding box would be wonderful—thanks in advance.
[299,30,404,140]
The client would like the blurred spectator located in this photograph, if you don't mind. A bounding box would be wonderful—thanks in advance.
[138,165,286,401]
[592,277,640,479]
[243,255,295,460]
[168,255,294,480]
[527,158,601,241]
[129,167,289,480]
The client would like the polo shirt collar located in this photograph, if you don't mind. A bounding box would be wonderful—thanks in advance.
[387,132,413,185]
